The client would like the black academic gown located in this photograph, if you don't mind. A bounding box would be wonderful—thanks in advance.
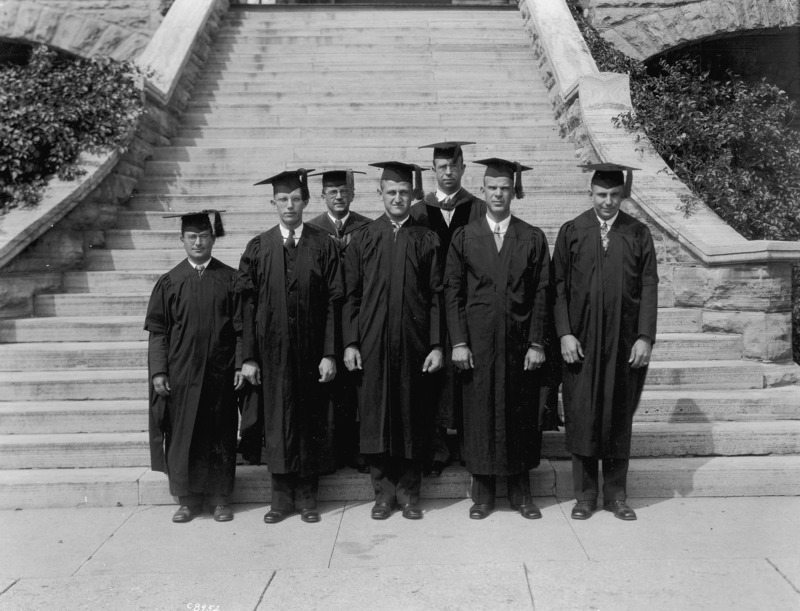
[342,214,445,459]
[410,189,486,429]
[553,209,659,459]
[237,224,343,475]
[145,258,242,497]
[445,216,550,476]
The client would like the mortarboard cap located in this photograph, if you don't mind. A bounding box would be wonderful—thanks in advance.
[578,162,640,197]
[163,209,226,237]
[474,157,532,199]
[309,169,366,193]
[254,168,314,200]
[370,161,427,200]
[419,141,475,161]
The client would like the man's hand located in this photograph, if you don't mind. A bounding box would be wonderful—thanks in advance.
[344,346,362,371]
[524,345,545,371]
[234,369,245,391]
[560,334,584,364]
[422,347,444,373]
[452,345,474,370]
[629,338,652,369]
[241,360,261,386]
[319,356,337,382]
[152,373,170,397]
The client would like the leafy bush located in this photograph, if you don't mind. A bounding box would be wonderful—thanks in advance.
[567,1,800,364]
[0,46,144,213]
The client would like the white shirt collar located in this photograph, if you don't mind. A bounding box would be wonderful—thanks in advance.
[486,214,511,234]
[596,212,619,227]
[389,215,410,226]
[279,222,303,239]
[327,212,349,226]
[436,188,461,202]
[189,258,211,270]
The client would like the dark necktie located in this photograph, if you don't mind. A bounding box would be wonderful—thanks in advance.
[441,196,454,211]
[601,221,609,252]
[196,264,205,278]
[392,221,401,240]
[334,219,343,238]
[284,228,296,252]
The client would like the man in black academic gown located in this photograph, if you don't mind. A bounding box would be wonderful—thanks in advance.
[445,158,550,520]
[343,161,445,520]
[553,163,659,521]
[411,141,486,477]
[238,168,343,524]
[307,169,371,473]
[145,210,243,523]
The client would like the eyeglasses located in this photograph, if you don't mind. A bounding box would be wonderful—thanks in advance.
[183,233,213,243]
[274,196,305,205]
[324,189,351,197]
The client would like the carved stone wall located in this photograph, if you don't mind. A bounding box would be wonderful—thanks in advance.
[578,0,800,61]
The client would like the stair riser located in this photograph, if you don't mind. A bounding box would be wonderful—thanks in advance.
[0,326,145,344]
[174,127,562,140]
[185,100,552,112]
[178,112,554,127]
[34,295,150,318]
[0,410,145,435]
[0,445,149,469]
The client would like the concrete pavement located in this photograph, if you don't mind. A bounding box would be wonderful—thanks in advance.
[2,495,799,610]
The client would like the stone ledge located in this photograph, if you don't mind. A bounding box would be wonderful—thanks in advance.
[136,0,230,105]
[0,151,121,270]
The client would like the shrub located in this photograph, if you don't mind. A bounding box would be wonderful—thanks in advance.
[567,1,800,364]
[0,45,144,214]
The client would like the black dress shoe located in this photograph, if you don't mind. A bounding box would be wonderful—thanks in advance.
[512,502,542,520]
[571,500,597,520]
[300,509,321,523]
[604,500,637,521]
[469,503,494,520]
[172,505,201,523]
[371,502,394,520]
[212,505,234,522]
[425,460,445,477]
[263,508,292,524]
[401,503,423,520]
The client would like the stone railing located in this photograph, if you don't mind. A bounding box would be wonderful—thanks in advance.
[517,0,800,375]
[0,0,230,317]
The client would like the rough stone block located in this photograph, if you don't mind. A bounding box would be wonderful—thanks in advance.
[91,23,128,58]
[673,265,793,312]
[49,12,86,52]
[702,310,792,361]
[0,1,21,34]
[762,361,800,387]
[11,3,43,39]
[2,230,84,273]
[70,18,108,56]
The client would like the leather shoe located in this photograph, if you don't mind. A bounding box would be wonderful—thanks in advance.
[426,460,445,477]
[604,500,637,521]
[371,502,394,520]
[571,500,597,520]
[263,508,292,524]
[512,502,542,520]
[401,503,423,520]
[300,509,321,523]
[212,505,233,522]
[469,503,494,520]
[172,505,200,523]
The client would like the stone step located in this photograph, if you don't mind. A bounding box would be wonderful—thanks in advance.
[0,432,149,469]
[0,401,146,435]
[0,333,744,366]
[224,11,520,25]
[212,30,528,43]
[1,421,798,471]
[195,66,541,83]
[173,125,562,141]
[184,99,552,113]
[203,49,535,64]
[4,386,796,438]
[0,362,767,403]
[2,456,798,509]
[211,40,529,53]
[178,110,555,128]
[33,293,149,318]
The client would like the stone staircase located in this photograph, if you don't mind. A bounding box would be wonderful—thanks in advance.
[0,5,798,508]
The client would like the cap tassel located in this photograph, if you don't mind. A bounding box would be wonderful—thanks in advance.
[412,164,424,200]
[346,169,355,195]
[299,168,310,201]
[514,162,524,199]
[213,210,225,237]
[624,169,633,199]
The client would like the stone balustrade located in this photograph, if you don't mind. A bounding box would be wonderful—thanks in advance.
[517,0,800,370]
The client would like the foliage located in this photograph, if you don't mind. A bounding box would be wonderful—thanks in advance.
[0,46,144,213]
[159,0,175,17]
[567,1,800,364]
